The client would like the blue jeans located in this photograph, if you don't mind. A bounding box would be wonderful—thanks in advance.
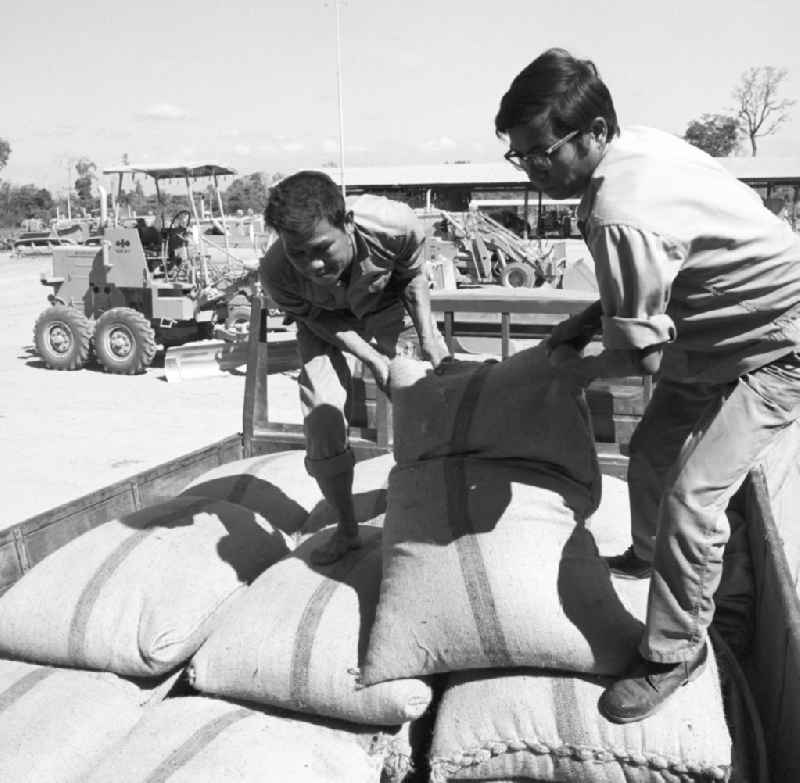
[626,352,800,662]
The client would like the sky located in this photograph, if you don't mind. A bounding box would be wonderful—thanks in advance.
[3,0,800,195]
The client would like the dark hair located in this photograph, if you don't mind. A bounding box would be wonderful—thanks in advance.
[264,170,345,236]
[495,48,619,139]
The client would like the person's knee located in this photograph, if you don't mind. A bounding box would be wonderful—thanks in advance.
[304,448,355,479]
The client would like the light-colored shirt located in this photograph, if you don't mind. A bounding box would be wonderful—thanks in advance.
[262,194,425,321]
[578,126,800,383]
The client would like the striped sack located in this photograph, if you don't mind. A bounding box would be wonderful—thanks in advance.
[183,450,394,542]
[188,524,432,726]
[0,495,289,676]
[0,658,149,783]
[428,649,733,783]
[389,345,601,514]
[360,458,650,685]
[81,695,387,783]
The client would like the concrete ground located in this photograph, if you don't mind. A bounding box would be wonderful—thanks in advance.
[0,250,302,530]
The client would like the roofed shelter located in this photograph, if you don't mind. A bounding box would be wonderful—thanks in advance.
[318,157,800,214]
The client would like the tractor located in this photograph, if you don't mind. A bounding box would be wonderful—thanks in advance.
[33,162,261,374]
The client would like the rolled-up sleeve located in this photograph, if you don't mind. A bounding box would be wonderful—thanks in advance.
[388,210,426,282]
[586,223,684,351]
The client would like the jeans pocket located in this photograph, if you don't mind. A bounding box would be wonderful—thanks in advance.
[743,353,800,414]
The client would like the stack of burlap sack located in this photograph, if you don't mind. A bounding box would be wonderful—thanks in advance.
[0,344,749,782]
[0,451,412,783]
[350,344,742,783]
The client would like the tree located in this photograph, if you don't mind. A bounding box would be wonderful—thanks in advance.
[0,137,10,172]
[74,157,97,209]
[684,114,740,156]
[733,66,796,156]
[0,182,54,227]
[223,172,270,214]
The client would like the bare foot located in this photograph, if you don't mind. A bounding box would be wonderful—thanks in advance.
[310,531,362,566]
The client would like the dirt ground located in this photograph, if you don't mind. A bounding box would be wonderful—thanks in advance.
[0,250,302,530]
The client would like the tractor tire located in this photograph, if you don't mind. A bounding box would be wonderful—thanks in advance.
[33,305,92,371]
[94,307,157,375]
[500,261,536,289]
[225,302,252,334]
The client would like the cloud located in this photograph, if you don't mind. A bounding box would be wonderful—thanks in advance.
[257,142,278,153]
[281,141,305,152]
[139,103,188,121]
[31,125,76,138]
[233,143,252,156]
[420,136,457,152]
[322,138,367,154]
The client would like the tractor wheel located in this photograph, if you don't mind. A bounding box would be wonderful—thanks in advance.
[94,308,157,375]
[500,261,536,289]
[33,305,92,371]
[225,302,252,334]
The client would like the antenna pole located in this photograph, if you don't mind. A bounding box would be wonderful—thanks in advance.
[334,0,346,197]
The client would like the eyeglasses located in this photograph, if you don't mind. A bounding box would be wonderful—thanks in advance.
[504,129,580,171]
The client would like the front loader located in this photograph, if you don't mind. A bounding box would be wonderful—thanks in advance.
[33,162,261,375]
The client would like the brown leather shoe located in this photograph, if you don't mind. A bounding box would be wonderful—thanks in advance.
[604,546,652,579]
[598,643,708,724]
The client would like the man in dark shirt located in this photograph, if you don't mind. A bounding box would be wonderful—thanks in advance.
[262,171,449,564]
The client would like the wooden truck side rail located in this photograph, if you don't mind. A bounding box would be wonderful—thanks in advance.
[244,287,649,477]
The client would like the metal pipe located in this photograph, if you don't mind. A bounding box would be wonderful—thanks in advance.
[213,173,231,260]
[97,184,108,227]
[334,0,346,198]
[184,174,209,286]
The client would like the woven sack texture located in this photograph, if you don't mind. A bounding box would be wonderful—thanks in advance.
[0,495,289,675]
[361,459,649,685]
[183,450,395,541]
[428,647,732,783]
[181,450,323,535]
[389,346,600,516]
[188,523,432,726]
[0,658,147,783]
[81,695,386,783]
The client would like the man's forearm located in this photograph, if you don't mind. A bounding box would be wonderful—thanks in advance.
[554,345,662,386]
[399,273,436,344]
[299,311,383,366]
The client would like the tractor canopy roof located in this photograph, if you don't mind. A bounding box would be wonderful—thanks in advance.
[102,162,237,180]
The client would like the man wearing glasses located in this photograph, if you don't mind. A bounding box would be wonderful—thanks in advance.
[262,171,449,565]
[496,48,800,722]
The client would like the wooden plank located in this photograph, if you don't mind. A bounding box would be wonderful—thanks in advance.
[500,312,511,359]
[431,287,597,315]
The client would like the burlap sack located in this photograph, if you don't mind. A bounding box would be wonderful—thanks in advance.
[181,449,322,535]
[0,495,289,675]
[183,450,395,541]
[361,459,649,685]
[188,524,432,726]
[81,695,386,783]
[428,647,732,782]
[389,346,601,513]
[0,658,148,783]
